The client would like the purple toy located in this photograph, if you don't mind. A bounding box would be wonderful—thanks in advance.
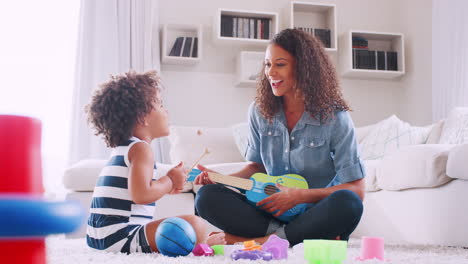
[231,250,273,261]
[262,234,289,259]
[193,243,214,256]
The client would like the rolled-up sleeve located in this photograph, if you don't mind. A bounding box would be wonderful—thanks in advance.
[245,102,263,164]
[330,111,366,183]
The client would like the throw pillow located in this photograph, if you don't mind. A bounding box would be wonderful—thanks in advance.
[438,107,468,144]
[360,115,432,160]
[168,126,244,166]
[426,120,445,144]
[362,160,381,192]
[376,144,454,191]
[231,122,249,159]
[355,123,377,144]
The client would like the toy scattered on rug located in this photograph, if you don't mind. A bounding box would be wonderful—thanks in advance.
[242,240,262,251]
[193,243,214,256]
[355,236,387,261]
[231,249,273,261]
[303,239,348,264]
[229,235,290,261]
[0,115,85,264]
[262,234,289,259]
[210,244,243,256]
[155,217,197,257]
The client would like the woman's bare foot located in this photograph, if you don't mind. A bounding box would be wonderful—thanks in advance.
[209,232,270,245]
[206,232,226,246]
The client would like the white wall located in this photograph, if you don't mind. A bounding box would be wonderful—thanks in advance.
[395,0,433,126]
[158,0,432,127]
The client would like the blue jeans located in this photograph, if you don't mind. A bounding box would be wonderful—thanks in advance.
[195,184,363,246]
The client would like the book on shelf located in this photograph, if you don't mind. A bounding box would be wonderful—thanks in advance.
[169,37,184,57]
[262,18,269,39]
[233,17,238,37]
[249,19,255,39]
[220,14,271,39]
[386,51,398,71]
[191,37,198,58]
[255,19,262,39]
[352,37,368,49]
[221,15,232,37]
[294,27,331,48]
[353,48,398,71]
[368,50,376,70]
[181,37,192,57]
[237,17,243,38]
[243,18,249,38]
[353,48,371,70]
[377,51,386,70]
[314,28,331,48]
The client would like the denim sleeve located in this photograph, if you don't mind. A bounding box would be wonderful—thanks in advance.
[329,111,366,183]
[245,102,263,164]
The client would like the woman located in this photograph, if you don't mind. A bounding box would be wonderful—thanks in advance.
[195,29,365,246]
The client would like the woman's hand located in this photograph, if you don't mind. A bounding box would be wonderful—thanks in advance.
[256,183,303,217]
[167,162,187,194]
[193,164,216,185]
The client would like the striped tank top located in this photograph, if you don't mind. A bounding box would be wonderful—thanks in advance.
[86,137,156,252]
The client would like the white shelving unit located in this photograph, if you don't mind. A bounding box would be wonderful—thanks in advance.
[290,1,337,51]
[214,8,278,46]
[236,51,265,87]
[339,30,405,79]
[161,24,202,65]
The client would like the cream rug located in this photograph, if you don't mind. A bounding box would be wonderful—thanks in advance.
[46,236,468,264]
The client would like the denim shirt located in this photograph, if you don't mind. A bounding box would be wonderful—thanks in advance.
[245,102,365,189]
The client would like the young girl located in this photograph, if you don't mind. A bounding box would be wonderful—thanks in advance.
[85,70,224,253]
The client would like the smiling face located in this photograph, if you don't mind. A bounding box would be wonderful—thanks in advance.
[264,44,296,97]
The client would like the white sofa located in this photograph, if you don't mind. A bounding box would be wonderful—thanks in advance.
[63,108,468,246]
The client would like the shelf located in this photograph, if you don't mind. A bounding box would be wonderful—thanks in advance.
[339,30,405,79]
[214,8,279,46]
[236,51,265,88]
[290,1,337,51]
[161,24,202,65]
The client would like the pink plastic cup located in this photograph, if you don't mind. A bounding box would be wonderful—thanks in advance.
[357,236,385,261]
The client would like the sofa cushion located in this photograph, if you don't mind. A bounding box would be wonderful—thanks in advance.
[63,159,193,192]
[376,144,455,191]
[446,143,468,180]
[231,122,249,159]
[63,159,107,191]
[362,160,381,192]
[439,107,468,144]
[359,115,431,160]
[426,120,445,144]
[168,126,244,166]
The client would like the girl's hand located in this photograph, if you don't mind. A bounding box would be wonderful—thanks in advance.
[193,164,216,185]
[167,162,187,194]
[256,184,302,217]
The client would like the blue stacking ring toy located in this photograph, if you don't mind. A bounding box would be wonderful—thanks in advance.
[0,195,85,237]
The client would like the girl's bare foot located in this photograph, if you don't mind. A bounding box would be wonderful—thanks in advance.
[206,232,226,246]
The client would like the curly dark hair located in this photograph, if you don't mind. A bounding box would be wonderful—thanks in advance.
[85,70,161,147]
[256,28,350,122]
